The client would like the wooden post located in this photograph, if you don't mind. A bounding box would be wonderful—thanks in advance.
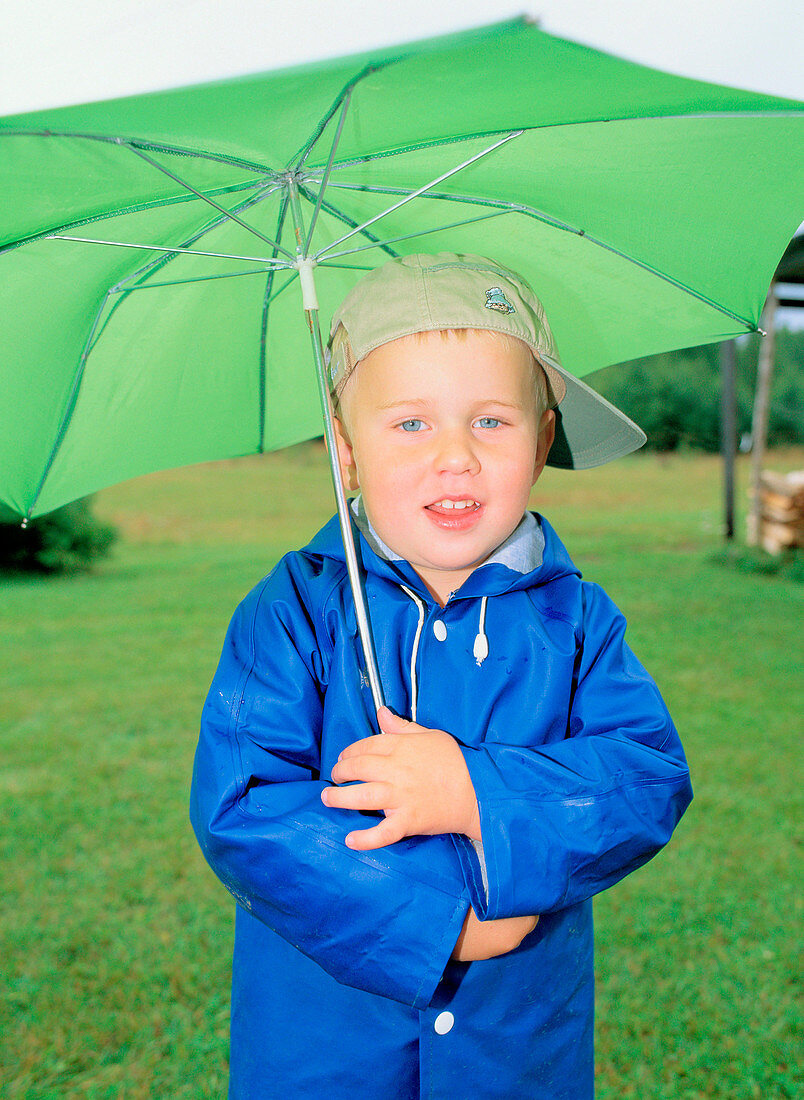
[720,340,736,540]
[747,285,778,546]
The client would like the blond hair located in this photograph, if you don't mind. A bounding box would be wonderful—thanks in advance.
[331,327,549,422]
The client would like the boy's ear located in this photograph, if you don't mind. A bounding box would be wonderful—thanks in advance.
[531,409,556,485]
[333,415,360,491]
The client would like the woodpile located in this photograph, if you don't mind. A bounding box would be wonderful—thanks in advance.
[748,470,804,554]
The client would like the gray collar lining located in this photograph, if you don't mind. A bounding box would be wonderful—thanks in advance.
[350,495,544,577]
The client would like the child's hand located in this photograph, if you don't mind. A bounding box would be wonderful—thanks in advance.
[321,706,481,850]
[451,909,539,961]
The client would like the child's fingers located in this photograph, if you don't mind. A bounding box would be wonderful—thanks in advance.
[321,780,391,812]
[376,707,411,733]
[376,707,427,736]
[345,816,406,851]
[337,735,394,762]
[330,752,395,785]
[337,714,431,763]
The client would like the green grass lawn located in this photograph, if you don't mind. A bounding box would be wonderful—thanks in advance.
[2,446,802,1098]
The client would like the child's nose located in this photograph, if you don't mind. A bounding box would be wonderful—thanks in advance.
[434,429,481,475]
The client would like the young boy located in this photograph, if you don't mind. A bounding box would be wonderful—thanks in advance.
[190,253,692,1099]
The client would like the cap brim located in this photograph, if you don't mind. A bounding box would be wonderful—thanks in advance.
[545,363,647,469]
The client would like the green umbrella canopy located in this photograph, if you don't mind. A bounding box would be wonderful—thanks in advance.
[2,17,803,520]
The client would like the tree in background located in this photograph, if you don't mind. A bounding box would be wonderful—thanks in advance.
[0,499,117,574]
[593,328,803,453]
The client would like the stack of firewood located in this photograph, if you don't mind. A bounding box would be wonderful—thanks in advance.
[750,470,804,554]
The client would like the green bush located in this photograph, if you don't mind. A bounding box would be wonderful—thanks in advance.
[0,499,117,574]
[592,328,804,453]
[709,544,804,583]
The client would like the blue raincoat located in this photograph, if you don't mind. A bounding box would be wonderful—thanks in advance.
[190,509,692,1099]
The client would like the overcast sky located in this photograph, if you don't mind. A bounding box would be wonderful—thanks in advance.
[2,0,802,115]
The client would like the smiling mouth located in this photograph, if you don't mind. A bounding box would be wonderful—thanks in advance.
[429,499,480,511]
[425,499,482,523]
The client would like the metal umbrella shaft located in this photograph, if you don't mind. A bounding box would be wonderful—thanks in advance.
[288,168,385,714]
[298,130,384,718]
[302,274,386,715]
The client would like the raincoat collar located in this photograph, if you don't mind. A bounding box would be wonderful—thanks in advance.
[304,496,579,604]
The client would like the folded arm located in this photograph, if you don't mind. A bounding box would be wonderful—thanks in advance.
[453,584,692,920]
[190,563,471,1009]
[324,705,540,959]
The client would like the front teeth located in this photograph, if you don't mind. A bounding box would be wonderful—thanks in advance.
[435,499,479,510]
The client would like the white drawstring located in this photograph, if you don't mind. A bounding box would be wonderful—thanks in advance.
[473,596,489,666]
[396,585,491,897]
[400,585,425,722]
[400,588,489,719]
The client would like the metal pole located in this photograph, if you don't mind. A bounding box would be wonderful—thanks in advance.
[286,178,386,714]
[748,285,778,546]
[720,339,736,541]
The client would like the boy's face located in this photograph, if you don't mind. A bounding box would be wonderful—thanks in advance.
[335,329,555,604]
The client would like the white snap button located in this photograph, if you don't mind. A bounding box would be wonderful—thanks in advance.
[434,1011,454,1035]
[433,620,447,641]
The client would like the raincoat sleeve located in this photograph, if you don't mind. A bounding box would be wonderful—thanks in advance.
[190,557,468,1010]
[454,582,692,921]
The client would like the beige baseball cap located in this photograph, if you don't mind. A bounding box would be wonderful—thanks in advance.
[327,252,646,469]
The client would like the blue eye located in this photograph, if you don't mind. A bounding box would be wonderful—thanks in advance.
[399,419,424,432]
[476,417,500,429]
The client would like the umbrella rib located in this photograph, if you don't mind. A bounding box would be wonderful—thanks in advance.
[108,267,283,290]
[257,272,302,451]
[321,209,509,260]
[78,181,298,363]
[303,88,353,256]
[26,246,299,524]
[125,144,296,259]
[572,230,760,330]
[0,178,275,259]
[24,291,113,522]
[48,235,290,265]
[0,129,280,175]
[108,180,290,294]
[72,184,293,361]
[312,262,376,270]
[261,268,299,307]
[83,267,295,398]
[324,184,760,330]
[259,192,292,452]
[295,184,400,261]
[290,60,392,172]
[314,130,523,261]
[310,129,519,174]
[295,110,804,176]
[325,181,593,230]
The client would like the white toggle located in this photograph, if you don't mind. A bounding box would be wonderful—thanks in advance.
[473,634,489,664]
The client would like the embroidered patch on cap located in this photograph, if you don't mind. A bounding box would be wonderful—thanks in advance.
[484,286,516,315]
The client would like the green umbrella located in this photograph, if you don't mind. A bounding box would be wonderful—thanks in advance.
[2,17,802,702]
